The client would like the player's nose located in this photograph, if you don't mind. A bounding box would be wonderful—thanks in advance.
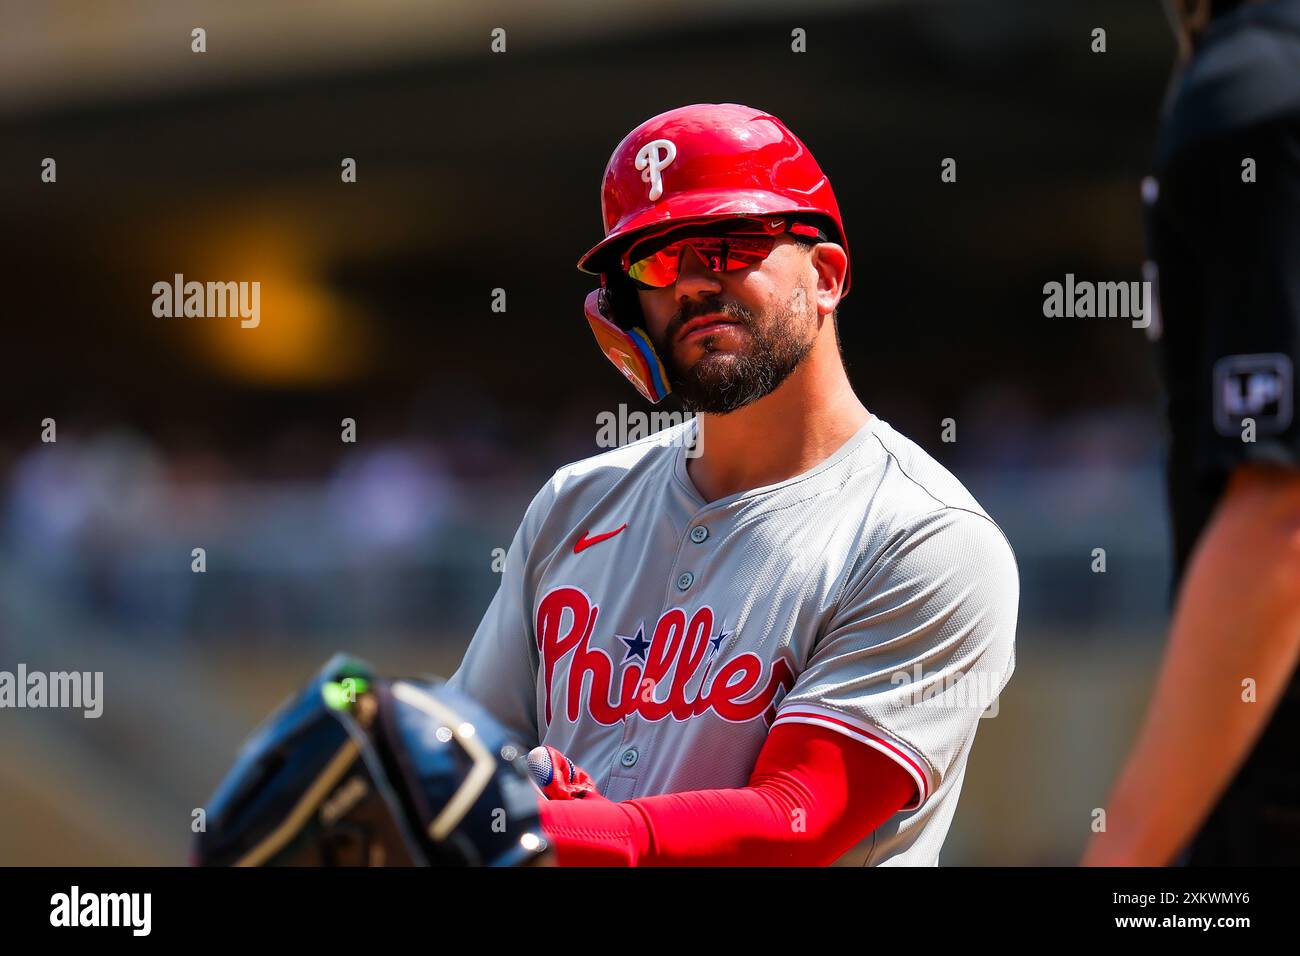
[673,245,724,299]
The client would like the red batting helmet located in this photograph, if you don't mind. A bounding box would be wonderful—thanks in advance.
[577,103,851,404]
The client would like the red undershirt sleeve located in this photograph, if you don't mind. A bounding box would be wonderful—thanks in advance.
[538,721,917,866]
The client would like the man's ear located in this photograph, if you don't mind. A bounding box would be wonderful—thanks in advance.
[810,243,849,315]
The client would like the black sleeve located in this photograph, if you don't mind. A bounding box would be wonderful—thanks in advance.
[1149,111,1300,576]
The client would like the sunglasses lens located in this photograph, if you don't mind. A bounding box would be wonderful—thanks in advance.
[625,234,777,288]
[625,249,679,288]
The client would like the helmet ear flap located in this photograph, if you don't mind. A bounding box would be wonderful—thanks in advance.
[583,274,671,404]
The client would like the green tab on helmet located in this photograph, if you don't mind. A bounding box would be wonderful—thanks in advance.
[321,678,368,710]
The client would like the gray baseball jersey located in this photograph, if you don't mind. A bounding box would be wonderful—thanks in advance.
[449,413,1018,865]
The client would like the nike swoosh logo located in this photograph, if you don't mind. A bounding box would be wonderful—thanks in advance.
[574,523,628,554]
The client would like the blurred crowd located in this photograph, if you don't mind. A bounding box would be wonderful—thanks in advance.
[0,383,1172,648]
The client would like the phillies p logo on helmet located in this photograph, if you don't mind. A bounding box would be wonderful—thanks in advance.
[635,138,677,201]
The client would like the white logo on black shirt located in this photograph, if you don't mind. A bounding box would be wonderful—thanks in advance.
[1213,353,1293,436]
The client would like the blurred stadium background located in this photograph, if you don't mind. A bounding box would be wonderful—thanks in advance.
[2,0,1177,864]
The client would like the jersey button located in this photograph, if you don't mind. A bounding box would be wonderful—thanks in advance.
[620,747,639,768]
[676,571,694,591]
[689,526,709,544]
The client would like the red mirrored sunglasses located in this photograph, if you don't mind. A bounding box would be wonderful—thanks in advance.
[619,218,827,290]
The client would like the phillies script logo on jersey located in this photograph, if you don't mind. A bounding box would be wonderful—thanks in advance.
[536,586,794,727]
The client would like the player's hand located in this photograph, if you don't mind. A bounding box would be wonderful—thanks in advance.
[527,745,606,801]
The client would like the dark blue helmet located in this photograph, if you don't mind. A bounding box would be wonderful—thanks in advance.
[192,654,548,867]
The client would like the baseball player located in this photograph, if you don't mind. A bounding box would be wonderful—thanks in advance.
[449,103,1019,865]
[1084,0,1300,866]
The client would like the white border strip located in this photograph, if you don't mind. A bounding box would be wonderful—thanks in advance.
[772,703,932,811]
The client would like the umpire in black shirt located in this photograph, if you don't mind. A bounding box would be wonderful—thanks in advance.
[1085,0,1300,866]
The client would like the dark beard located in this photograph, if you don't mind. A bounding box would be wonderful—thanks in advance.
[659,298,814,415]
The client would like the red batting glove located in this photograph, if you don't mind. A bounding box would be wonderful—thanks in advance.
[527,745,606,801]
